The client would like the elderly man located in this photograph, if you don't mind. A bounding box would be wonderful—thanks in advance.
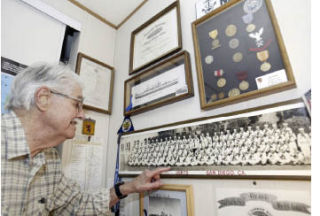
[1,63,169,215]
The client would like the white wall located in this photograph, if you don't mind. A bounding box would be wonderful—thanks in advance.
[1,0,66,64]
[109,0,311,214]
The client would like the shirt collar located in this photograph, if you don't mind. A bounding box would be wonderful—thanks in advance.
[3,111,31,159]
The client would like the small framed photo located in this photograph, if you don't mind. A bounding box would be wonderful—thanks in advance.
[192,0,296,110]
[129,1,182,75]
[76,52,114,114]
[140,184,194,216]
[124,51,194,116]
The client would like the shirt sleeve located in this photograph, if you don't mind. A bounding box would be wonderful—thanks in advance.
[47,173,112,216]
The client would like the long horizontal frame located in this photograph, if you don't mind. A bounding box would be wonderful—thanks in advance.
[119,98,310,179]
[124,51,194,116]
[192,0,296,110]
[129,1,182,75]
[76,52,115,114]
[139,184,194,216]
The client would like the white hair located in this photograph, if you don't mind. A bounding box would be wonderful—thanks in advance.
[5,62,84,111]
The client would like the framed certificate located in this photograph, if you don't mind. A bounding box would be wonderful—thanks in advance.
[192,0,296,110]
[124,51,194,116]
[129,1,182,75]
[76,52,114,114]
[140,184,194,216]
[119,99,310,179]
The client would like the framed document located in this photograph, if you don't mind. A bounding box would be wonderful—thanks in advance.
[216,187,310,215]
[119,99,310,179]
[129,1,182,75]
[140,184,194,216]
[124,51,194,116]
[192,0,296,110]
[76,52,114,114]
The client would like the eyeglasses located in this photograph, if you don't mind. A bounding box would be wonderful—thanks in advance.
[50,89,84,113]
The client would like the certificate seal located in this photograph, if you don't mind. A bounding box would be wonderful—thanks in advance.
[225,24,237,37]
[260,62,271,72]
[229,38,239,49]
[205,55,214,64]
[218,92,225,99]
[246,24,256,32]
[217,78,226,88]
[243,0,263,14]
[239,80,249,90]
[228,88,241,97]
[233,52,243,62]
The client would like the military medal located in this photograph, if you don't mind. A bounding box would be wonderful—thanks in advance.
[246,24,256,32]
[236,71,249,91]
[218,92,225,99]
[239,80,249,90]
[257,50,271,72]
[225,24,237,37]
[233,52,243,62]
[243,0,263,14]
[242,13,253,24]
[260,62,271,72]
[212,39,221,50]
[214,69,224,77]
[209,29,221,50]
[229,38,239,49]
[217,78,226,87]
[209,93,218,102]
[205,55,214,64]
[228,88,241,97]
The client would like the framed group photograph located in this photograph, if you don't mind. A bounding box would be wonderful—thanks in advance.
[124,51,194,116]
[140,184,194,216]
[119,98,310,179]
[192,0,296,110]
[129,1,182,75]
[76,52,114,114]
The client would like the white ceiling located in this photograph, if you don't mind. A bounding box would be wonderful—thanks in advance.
[74,0,145,26]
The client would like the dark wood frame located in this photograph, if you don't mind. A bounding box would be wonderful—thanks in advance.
[124,51,194,116]
[139,184,194,216]
[192,0,296,110]
[76,52,115,114]
[119,98,310,180]
[129,1,182,75]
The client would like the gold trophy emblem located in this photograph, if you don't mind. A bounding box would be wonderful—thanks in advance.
[257,50,271,72]
[209,29,221,50]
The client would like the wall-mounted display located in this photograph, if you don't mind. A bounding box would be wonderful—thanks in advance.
[216,187,310,215]
[119,99,310,178]
[124,51,194,116]
[192,0,296,110]
[76,52,114,114]
[195,0,231,19]
[129,1,182,75]
[140,184,194,216]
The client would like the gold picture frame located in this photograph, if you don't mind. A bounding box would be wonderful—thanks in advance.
[129,1,182,75]
[192,0,296,110]
[140,184,194,216]
[76,52,114,114]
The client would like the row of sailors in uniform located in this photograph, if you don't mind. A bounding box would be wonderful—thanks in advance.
[127,126,311,167]
[131,123,309,154]
[128,147,307,167]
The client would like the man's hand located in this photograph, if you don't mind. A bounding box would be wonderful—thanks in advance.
[130,167,170,193]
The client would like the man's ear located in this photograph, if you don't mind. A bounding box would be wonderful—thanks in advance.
[35,87,51,111]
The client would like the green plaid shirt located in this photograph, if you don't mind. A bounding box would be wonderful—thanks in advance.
[1,112,111,216]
